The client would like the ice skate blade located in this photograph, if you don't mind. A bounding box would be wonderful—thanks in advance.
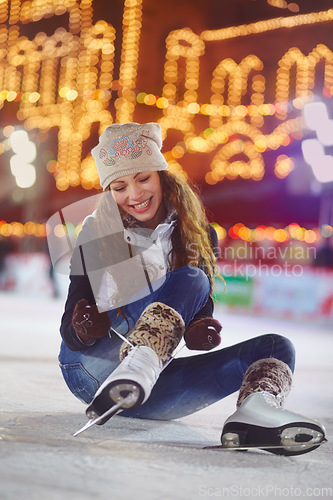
[221,421,326,455]
[204,438,327,452]
[74,398,127,437]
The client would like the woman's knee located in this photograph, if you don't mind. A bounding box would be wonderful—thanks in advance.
[175,266,210,296]
[59,360,99,404]
[263,333,296,372]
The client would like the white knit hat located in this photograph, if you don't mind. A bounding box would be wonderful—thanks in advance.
[92,122,168,190]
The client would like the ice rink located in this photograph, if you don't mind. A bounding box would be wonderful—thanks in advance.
[0,290,332,500]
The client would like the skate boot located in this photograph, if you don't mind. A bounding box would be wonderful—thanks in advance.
[86,345,162,424]
[86,302,185,425]
[221,358,326,455]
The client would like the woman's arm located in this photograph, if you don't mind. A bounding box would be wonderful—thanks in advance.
[60,273,97,350]
[189,223,219,323]
[59,217,101,350]
[184,224,222,350]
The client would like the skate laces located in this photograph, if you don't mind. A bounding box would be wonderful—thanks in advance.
[125,346,161,381]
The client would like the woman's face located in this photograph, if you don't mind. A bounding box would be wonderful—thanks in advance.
[109,171,165,229]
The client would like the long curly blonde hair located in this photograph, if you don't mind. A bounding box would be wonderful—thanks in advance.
[159,171,217,283]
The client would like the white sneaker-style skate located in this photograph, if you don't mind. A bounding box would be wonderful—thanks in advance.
[221,391,326,455]
[85,345,162,425]
[74,302,185,437]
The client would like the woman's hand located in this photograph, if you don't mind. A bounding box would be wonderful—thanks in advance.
[184,318,222,351]
[72,299,111,343]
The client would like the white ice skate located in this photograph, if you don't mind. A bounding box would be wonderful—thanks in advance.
[74,345,162,436]
[74,302,185,437]
[221,391,326,455]
[88,345,162,420]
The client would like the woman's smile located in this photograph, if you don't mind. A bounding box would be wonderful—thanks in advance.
[130,196,153,212]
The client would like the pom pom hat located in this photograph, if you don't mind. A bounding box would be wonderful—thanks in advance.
[92,122,168,190]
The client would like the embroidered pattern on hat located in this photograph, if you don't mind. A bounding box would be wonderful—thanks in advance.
[99,130,153,166]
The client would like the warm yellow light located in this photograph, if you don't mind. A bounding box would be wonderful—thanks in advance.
[6,91,17,101]
[11,222,24,237]
[212,223,227,241]
[144,94,156,106]
[54,224,66,238]
[303,230,316,244]
[3,125,14,137]
[187,102,200,114]
[254,139,267,152]
[238,226,253,241]
[66,89,78,101]
[200,9,333,41]
[29,92,40,103]
[205,172,217,185]
[59,87,70,98]
[0,224,13,237]
[274,229,288,242]
[253,227,266,241]
[0,1,331,191]
[156,97,169,109]
[24,221,37,235]
[274,155,294,179]
[264,227,276,240]
[171,144,185,158]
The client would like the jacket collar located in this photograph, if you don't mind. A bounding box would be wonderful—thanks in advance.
[123,209,177,247]
[121,207,177,230]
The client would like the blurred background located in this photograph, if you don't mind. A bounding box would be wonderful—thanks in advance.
[0,0,332,324]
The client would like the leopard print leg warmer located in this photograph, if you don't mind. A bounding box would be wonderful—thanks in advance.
[237,358,293,408]
[119,302,185,366]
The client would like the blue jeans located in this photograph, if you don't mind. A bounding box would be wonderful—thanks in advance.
[59,266,295,420]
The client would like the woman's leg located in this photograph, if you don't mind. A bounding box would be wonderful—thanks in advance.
[119,333,295,420]
[59,334,124,404]
[59,266,210,403]
[121,265,210,330]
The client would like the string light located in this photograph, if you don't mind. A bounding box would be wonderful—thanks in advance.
[210,222,326,245]
[0,220,47,238]
[274,154,295,179]
[0,2,332,190]
[2,2,116,191]
[155,13,332,183]
[200,9,333,42]
[136,91,296,119]
[276,45,333,107]
[116,0,143,123]
[267,1,300,13]
[0,218,328,246]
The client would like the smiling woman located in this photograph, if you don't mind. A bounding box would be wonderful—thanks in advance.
[58,122,325,454]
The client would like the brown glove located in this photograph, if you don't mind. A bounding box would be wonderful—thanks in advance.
[184,318,222,351]
[72,299,111,343]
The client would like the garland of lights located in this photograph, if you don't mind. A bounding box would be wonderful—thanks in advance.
[1,219,331,245]
[0,2,332,191]
[158,26,333,184]
[0,220,47,238]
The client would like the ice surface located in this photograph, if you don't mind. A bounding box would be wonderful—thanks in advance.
[0,292,332,500]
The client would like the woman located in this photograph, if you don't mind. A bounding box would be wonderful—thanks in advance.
[59,122,325,454]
